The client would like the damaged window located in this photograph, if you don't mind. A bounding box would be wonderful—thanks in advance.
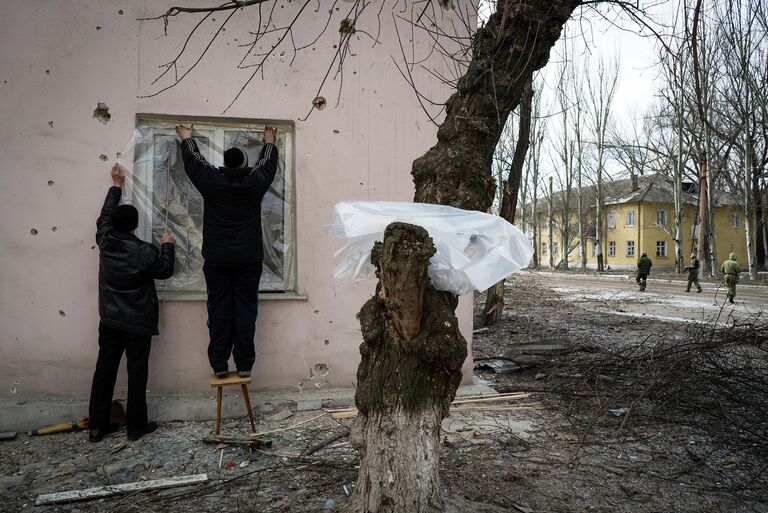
[132,118,295,299]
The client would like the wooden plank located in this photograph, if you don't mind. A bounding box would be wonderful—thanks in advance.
[0,432,17,440]
[202,435,272,448]
[210,373,251,387]
[35,474,208,505]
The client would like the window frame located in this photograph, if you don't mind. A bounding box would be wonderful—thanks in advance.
[608,241,616,257]
[133,115,296,300]
[626,210,636,227]
[656,240,667,257]
[607,211,616,229]
[541,242,548,256]
[626,240,635,257]
[731,212,741,229]
[656,209,667,227]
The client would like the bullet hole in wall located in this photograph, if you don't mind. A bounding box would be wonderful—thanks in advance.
[91,245,97,250]
[96,25,102,31]
[99,154,108,161]
[118,9,124,15]
[45,70,50,74]
[58,310,66,317]
[30,228,38,235]
[324,339,330,345]
[309,363,329,379]
[48,121,54,128]
[51,226,57,232]
[333,130,340,134]
[313,309,320,316]
[48,180,54,186]
[312,96,327,111]
[93,102,111,124]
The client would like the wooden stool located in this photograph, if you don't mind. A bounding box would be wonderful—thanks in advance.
[210,373,256,435]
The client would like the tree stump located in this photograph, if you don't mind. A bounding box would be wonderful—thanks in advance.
[343,222,467,513]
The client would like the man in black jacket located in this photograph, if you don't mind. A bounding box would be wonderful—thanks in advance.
[88,164,176,442]
[175,124,278,379]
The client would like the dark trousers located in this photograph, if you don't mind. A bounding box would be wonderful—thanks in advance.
[686,271,702,292]
[203,263,262,373]
[88,322,151,432]
[636,272,648,290]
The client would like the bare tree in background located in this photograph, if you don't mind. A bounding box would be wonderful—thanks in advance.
[586,56,619,272]
[481,77,533,326]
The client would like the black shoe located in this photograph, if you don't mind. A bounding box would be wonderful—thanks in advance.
[127,421,157,441]
[729,296,735,304]
[685,289,690,293]
[237,370,251,378]
[88,423,119,443]
[214,370,229,378]
[697,289,702,293]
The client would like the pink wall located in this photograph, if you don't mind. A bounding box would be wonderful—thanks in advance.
[0,1,475,398]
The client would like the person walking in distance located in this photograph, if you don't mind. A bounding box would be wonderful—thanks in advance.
[720,252,741,304]
[684,252,703,293]
[636,252,652,292]
[89,164,176,442]
[175,124,278,378]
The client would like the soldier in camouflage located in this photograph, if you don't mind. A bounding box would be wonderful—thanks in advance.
[720,252,741,304]
[636,252,652,292]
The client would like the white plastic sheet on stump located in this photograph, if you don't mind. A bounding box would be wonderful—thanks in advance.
[328,201,533,295]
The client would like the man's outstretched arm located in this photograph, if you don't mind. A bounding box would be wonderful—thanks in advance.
[96,164,125,246]
[176,124,214,188]
[250,125,279,191]
[149,232,177,280]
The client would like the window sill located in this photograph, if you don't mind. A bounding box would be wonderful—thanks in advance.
[158,292,308,302]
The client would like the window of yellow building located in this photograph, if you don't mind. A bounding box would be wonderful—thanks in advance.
[731,212,741,229]
[553,242,559,256]
[656,209,667,226]
[656,240,667,257]
[542,242,548,256]
[608,241,616,256]
[626,211,636,227]
[607,211,616,229]
[626,240,635,257]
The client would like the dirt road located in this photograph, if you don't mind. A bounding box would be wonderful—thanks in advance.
[531,270,766,325]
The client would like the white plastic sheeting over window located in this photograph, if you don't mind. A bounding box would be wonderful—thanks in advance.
[117,118,295,299]
[328,201,534,295]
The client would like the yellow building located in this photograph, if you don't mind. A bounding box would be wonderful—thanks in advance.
[527,174,751,270]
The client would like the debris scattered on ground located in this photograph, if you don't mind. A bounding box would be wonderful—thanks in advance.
[35,473,208,505]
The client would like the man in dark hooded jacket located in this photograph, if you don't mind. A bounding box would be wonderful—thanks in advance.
[89,164,176,442]
[175,124,278,379]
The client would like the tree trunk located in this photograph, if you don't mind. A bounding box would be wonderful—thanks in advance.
[346,2,579,512]
[481,78,533,327]
[347,223,466,513]
[753,165,765,271]
[548,177,555,268]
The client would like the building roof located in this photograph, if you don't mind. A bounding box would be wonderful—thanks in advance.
[526,173,742,216]
[603,173,742,207]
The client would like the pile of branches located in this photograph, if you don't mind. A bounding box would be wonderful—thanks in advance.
[537,313,768,452]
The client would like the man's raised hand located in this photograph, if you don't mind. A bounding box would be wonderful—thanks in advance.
[111,164,125,188]
[175,124,193,140]
[264,126,276,145]
[161,232,176,245]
